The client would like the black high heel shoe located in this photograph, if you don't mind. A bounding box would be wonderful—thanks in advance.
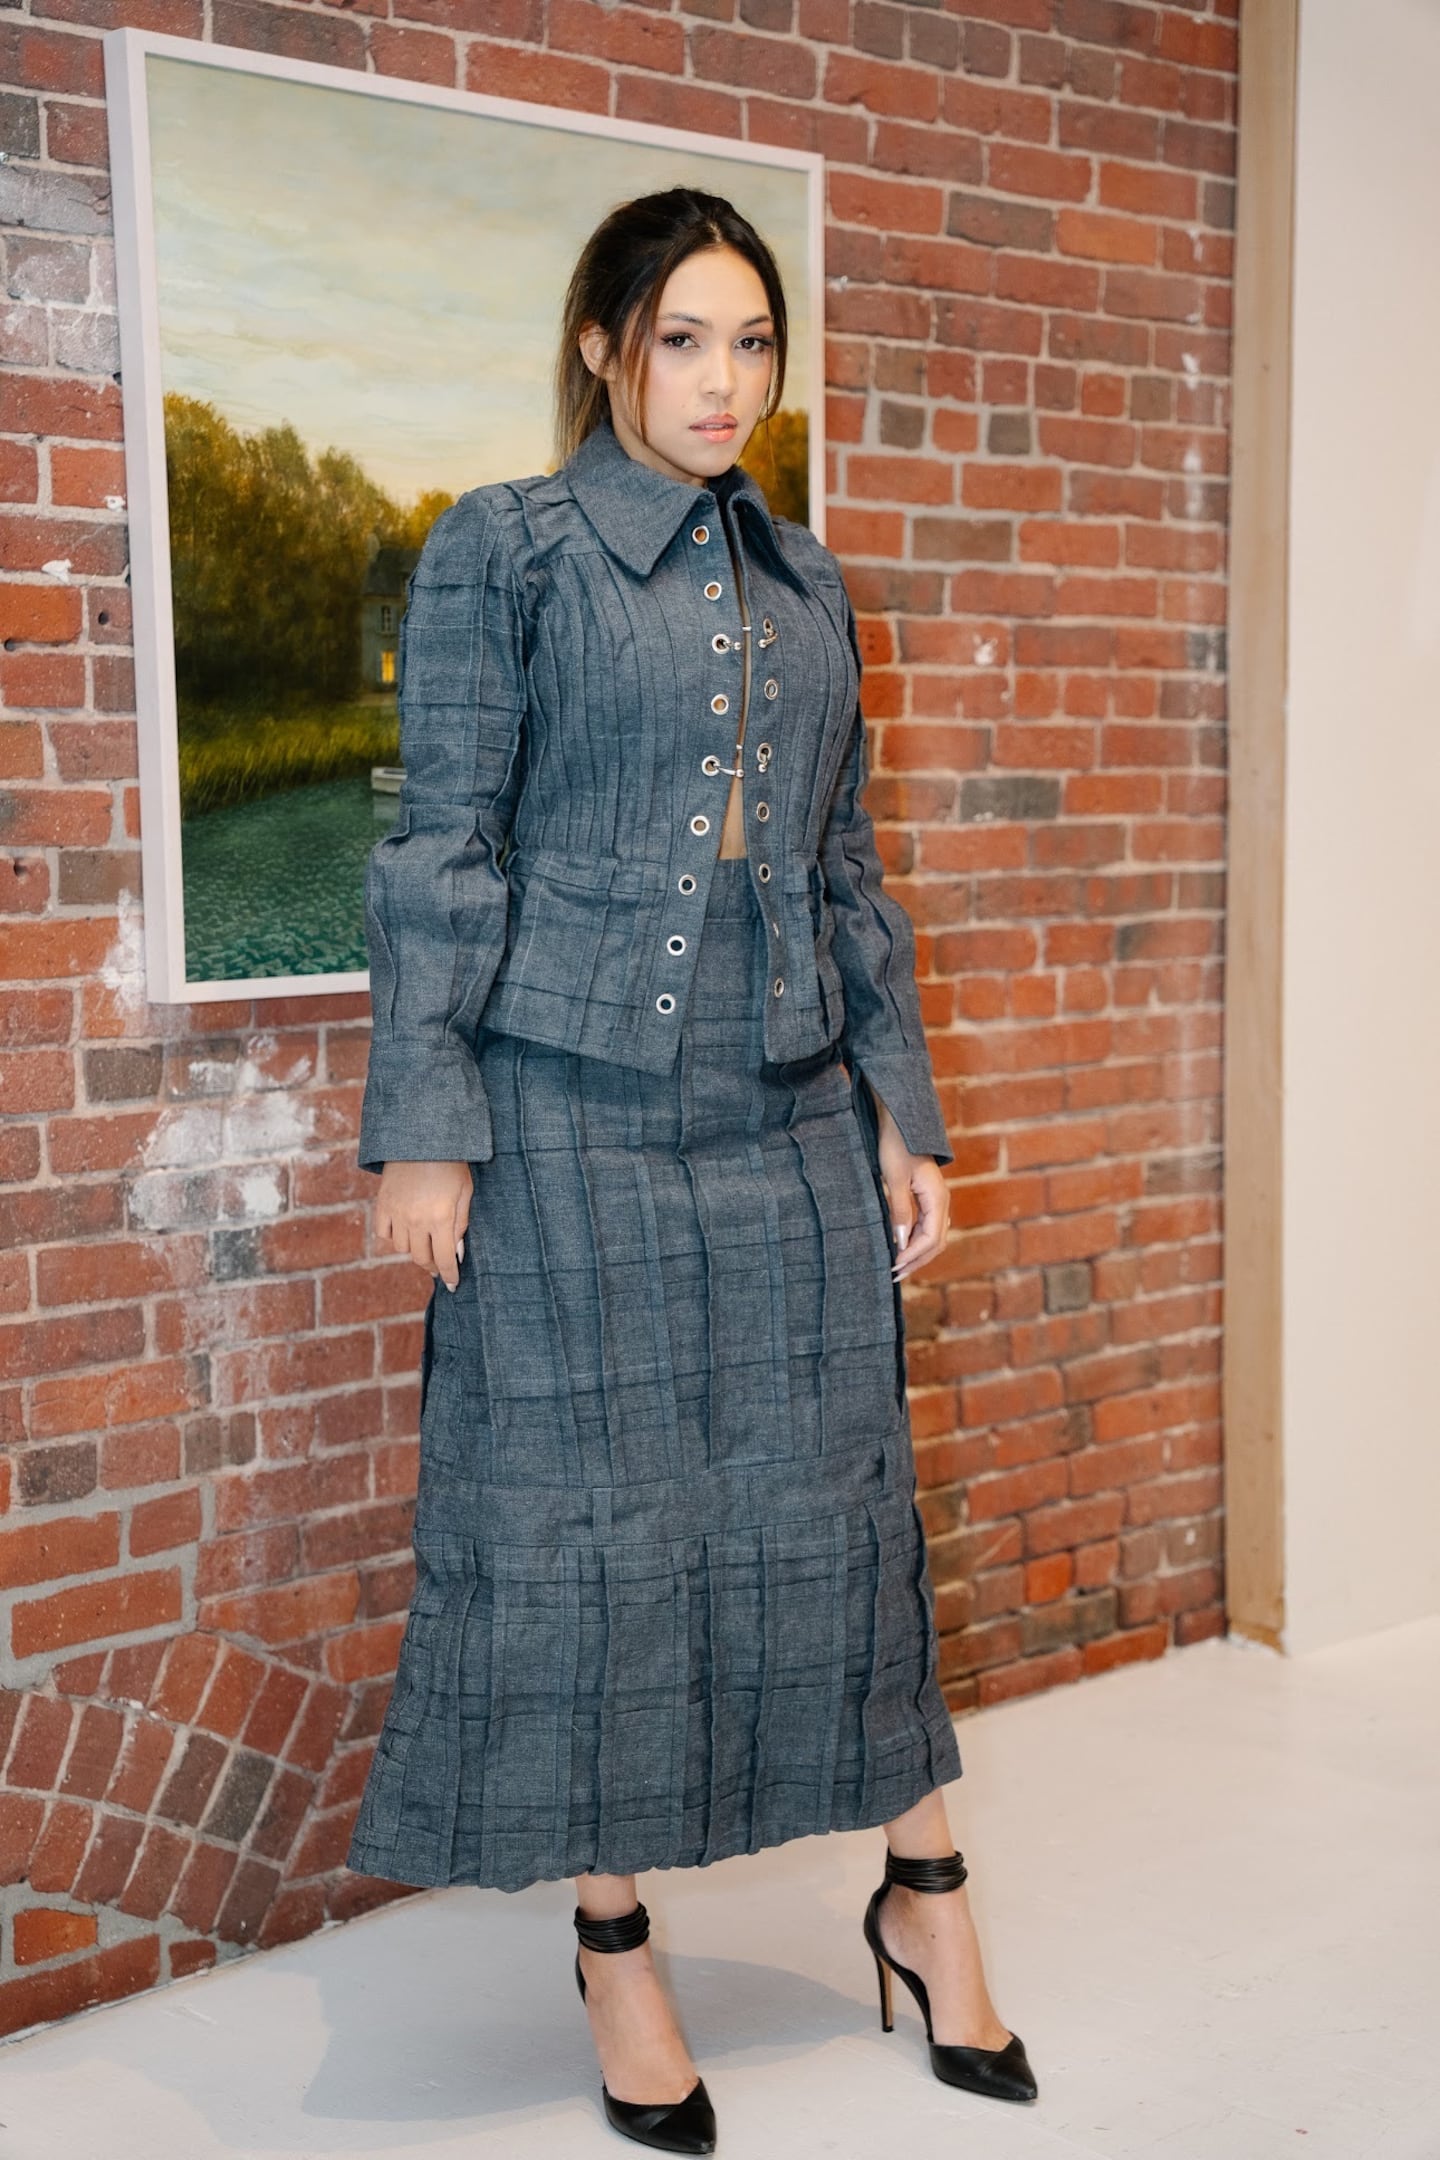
[573,1899,718,2154]
[862,1847,1038,2103]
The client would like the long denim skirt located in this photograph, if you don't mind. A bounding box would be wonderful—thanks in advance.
[346,855,962,1894]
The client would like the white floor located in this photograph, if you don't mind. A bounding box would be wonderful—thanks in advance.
[6,1618,1439,2160]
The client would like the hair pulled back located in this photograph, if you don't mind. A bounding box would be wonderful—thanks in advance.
[554,186,789,466]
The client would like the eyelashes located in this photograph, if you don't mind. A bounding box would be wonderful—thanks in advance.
[658,333,775,353]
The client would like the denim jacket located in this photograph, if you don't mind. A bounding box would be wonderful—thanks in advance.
[358,412,953,1172]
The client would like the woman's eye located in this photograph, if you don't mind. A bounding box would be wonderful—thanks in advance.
[659,333,696,349]
[738,336,775,353]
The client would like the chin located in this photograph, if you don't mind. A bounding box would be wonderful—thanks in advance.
[682,433,734,459]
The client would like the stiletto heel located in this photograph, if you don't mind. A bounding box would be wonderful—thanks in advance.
[573,1899,718,2154]
[861,1847,1039,2104]
[872,1942,894,2031]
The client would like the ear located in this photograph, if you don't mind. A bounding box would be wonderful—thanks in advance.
[577,321,613,382]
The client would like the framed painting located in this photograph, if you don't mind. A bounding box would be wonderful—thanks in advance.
[101,27,825,1003]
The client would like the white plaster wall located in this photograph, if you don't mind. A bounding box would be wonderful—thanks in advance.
[1282,0,1440,1650]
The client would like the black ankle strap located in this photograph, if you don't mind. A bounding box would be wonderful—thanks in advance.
[573,1899,650,1953]
[884,1847,969,1893]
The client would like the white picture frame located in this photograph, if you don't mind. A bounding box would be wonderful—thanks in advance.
[102,26,826,1005]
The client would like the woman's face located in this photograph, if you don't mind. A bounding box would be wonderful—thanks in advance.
[582,243,777,489]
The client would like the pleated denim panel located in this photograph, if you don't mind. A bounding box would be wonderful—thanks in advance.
[347,858,961,1894]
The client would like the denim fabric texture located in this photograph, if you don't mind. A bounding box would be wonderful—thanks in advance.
[357,410,953,1173]
[346,418,962,1895]
[346,858,962,1892]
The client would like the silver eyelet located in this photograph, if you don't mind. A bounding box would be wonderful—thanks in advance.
[656,993,676,1013]
[755,801,770,821]
[667,934,686,954]
[710,694,729,715]
[704,581,723,600]
[763,617,775,637]
[757,863,771,882]
[711,632,731,654]
[690,814,710,835]
[763,678,779,699]
[678,872,697,893]
[772,976,784,996]
[756,742,772,770]
[701,753,721,775]
[692,524,710,544]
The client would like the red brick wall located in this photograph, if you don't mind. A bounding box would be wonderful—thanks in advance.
[0,0,1233,2037]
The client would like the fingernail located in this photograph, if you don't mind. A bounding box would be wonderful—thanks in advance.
[896,1224,910,1250]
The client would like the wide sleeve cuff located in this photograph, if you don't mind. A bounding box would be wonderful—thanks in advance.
[849,1051,953,1166]
[356,1042,495,1177]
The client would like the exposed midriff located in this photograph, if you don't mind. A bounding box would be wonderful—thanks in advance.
[716,505,752,859]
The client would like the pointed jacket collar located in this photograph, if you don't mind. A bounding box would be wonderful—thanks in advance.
[564,410,787,578]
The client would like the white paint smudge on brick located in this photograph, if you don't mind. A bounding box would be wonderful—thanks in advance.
[225,1091,314,1158]
[39,558,73,581]
[233,1031,313,1094]
[1180,441,1209,522]
[98,887,147,1019]
[142,1104,225,1168]
[184,1057,237,1095]
[130,1022,315,1234]
[235,1167,286,1220]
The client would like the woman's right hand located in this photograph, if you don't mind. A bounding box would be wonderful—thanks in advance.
[374,1161,473,1291]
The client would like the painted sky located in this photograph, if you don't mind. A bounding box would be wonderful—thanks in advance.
[145,55,813,507]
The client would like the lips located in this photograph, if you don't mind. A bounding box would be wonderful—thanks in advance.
[692,416,737,433]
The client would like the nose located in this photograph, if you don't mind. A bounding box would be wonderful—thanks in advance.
[702,341,738,401]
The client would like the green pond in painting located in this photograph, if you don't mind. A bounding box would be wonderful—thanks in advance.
[182,775,401,981]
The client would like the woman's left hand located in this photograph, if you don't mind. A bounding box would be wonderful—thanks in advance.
[873,1094,951,1282]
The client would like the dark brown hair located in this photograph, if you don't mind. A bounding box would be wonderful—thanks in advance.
[554,187,789,466]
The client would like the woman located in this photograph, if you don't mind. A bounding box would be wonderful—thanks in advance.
[347,188,1036,2152]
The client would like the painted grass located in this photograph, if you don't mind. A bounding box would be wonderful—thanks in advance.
[179,701,402,818]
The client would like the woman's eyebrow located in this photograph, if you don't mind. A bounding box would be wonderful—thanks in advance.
[658,311,775,328]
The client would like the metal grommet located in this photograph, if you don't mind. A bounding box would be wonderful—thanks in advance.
[711,632,731,653]
[755,801,770,821]
[772,976,784,996]
[710,694,729,715]
[764,678,779,699]
[692,524,710,545]
[756,742,772,770]
[667,934,686,954]
[678,872,697,893]
[757,862,771,882]
[690,814,710,835]
[704,581,723,600]
[656,993,676,1013]
[701,753,721,775]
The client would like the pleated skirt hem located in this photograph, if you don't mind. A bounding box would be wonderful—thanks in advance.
[346,1716,961,1896]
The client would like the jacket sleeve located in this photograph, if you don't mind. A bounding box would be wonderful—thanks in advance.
[818,586,954,1167]
[357,490,528,1176]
